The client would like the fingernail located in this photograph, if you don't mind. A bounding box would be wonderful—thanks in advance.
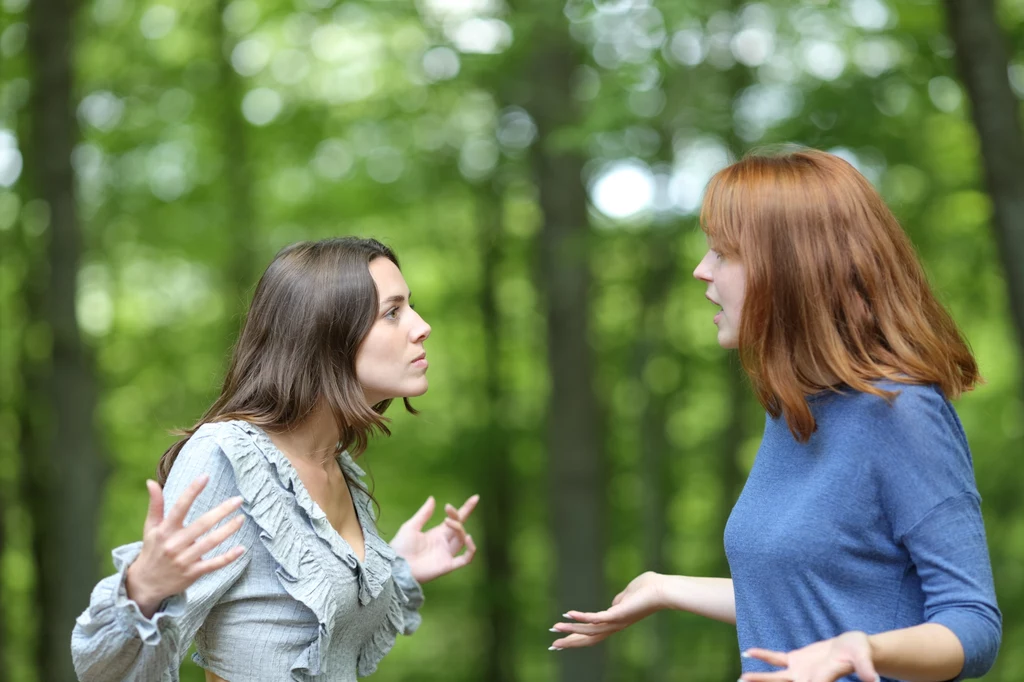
[548,627,559,632]
[740,651,752,658]
[562,612,572,619]
[548,646,562,651]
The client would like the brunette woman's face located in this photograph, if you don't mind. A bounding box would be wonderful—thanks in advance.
[355,258,432,405]
[693,243,746,349]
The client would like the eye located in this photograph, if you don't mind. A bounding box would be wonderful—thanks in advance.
[383,307,399,320]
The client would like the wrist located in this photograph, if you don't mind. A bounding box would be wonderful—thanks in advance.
[648,572,673,610]
[124,562,162,618]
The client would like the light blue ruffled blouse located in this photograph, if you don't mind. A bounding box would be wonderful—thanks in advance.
[71,420,424,681]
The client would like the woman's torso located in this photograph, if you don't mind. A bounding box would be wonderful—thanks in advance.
[724,383,984,681]
[182,421,407,682]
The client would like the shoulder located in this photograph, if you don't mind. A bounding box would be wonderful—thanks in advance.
[828,381,954,431]
[164,420,265,500]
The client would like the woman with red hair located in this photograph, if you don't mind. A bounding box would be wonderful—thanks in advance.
[551,149,1001,682]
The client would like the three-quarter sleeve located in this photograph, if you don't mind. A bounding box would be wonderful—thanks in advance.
[901,491,1001,679]
[875,386,1002,679]
[71,434,259,682]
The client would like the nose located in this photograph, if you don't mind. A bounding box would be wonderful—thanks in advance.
[410,309,431,343]
[693,251,713,282]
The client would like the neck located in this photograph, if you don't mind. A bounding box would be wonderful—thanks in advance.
[269,403,339,468]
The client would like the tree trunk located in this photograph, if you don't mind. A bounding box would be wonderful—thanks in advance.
[944,0,1024,360]
[475,185,516,682]
[25,0,107,677]
[215,0,258,312]
[633,227,679,682]
[525,31,607,682]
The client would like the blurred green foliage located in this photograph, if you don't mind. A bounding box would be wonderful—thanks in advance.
[2,0,1023,679]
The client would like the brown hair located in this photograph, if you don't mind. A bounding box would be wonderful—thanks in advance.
[157,237,415,485]
[700,148,979,441]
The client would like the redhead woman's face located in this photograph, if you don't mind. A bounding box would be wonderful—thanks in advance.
[693,244,746,349]
[355,258,432,405]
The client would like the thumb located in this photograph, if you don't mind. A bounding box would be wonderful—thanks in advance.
[852,647,878,682]
[143,480,164,533]
[404,496,436,532]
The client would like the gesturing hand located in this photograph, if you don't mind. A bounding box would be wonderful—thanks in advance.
[389,494,479,584]
[549,571,667,650]
[125,474,248,618]
[741,631,878,682]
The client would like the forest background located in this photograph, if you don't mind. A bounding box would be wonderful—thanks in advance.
[2,0,1024,680]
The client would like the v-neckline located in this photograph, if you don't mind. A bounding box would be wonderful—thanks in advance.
[251,423,370,569]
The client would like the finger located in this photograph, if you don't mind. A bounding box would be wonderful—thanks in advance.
[164,474,210,528]
[550,632,609,650]
[550,621,616,636]
[450,534,477,569]
[743,648,789,667]
[405,496,436,532]
[455,494,480,520]
[562,609,612,624]
[443,517,467,537]
[172,495,244,549]
[143,480,165,534]
[179,514,246,564]
[188,545,246,579]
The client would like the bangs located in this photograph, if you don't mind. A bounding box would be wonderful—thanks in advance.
[699,168,744,256]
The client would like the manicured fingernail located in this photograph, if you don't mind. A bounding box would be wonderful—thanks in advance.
[562,612,572,619]
[548,646,563,651]
[740,651,751,658]
[549,627,559,632]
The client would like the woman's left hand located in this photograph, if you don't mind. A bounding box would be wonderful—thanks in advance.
[741,631,878,682]
[390,494,479,583]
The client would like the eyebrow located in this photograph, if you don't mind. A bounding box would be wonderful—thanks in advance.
[379,293,411,308]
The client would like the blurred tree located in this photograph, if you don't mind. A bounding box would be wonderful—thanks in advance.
[520,4,607,681]
[474,182,516,682]
[944,0,1024,371]
[214,0,259,315]
[24,0,106,678]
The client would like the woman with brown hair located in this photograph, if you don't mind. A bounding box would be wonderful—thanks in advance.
[550,150,1001,681]
[72,237,478,681]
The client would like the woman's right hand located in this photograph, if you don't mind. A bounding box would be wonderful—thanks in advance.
[549,571,668,650]
[125,474,247,618]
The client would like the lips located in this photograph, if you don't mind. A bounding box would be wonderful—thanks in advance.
[412,352,426,364]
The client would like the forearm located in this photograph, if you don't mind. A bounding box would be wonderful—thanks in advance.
[869,623,964,682]
[659,575,736,624]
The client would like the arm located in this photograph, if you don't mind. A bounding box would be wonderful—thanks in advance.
[549,572,735,649]
[71,437,257,682]
[658,575,735,624]
[869,623,964,682]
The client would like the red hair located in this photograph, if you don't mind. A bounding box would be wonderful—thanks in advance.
[700,149,979,441]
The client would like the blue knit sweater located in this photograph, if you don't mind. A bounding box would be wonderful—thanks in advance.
[726,382,1001,681]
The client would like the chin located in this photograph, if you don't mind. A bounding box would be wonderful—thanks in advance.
[405,379,429,397]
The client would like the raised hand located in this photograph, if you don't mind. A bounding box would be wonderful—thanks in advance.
[549,571,667,650]
[389,494,479,583]
[741,631,877,682]
[125,474,248,618]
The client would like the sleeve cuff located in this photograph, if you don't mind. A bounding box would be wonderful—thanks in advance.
[110,542,188,645]
[929,609,1002,680]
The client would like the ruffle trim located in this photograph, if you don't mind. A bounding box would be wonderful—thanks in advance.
[204,420,422,679]
[109,542,187,649]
